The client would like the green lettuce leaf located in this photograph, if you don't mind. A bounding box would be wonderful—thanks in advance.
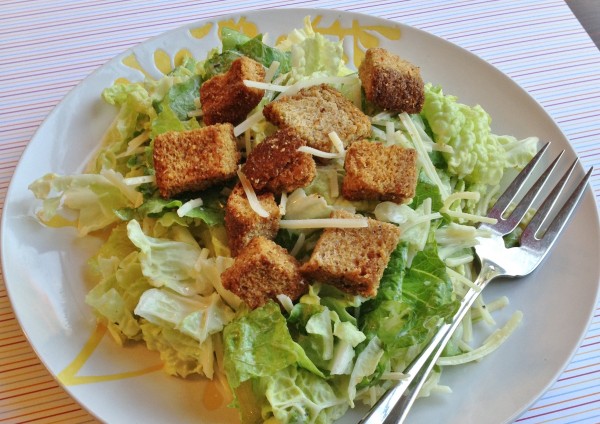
[126,219,208,296]
[29,172,142,236]
[223,302,323,390]
[134,289,234,343]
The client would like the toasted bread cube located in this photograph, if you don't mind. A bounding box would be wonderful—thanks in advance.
[224,183,281,256]
[221,236,308,309]
[153,123,240,198]
[342,140,417,204]
[263,84,371,153]
[359,47,425,113]
[200,56,266,125]
[242,128,316,194]
[300,210,401,298]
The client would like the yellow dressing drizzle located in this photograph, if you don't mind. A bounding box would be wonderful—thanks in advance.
[58,323,163,386]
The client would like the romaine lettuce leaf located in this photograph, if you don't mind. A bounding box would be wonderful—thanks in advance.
[126,219,209,296]
[29,172,142,236]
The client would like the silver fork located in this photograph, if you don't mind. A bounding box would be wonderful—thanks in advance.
[359,142,593,424]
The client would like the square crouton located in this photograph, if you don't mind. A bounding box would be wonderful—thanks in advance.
[224,183,281,256]
[359,47,425,113]
[262,84,371,153]
[200,56,266,125]
[221,236,308,309]
[300,210,401,298]
[242,128,316,194]
[342,140,418,204]
[153,123,240,198]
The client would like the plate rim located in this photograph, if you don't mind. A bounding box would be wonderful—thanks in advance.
[2,7,600,424]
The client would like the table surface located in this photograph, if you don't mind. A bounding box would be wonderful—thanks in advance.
[1,1,599,423]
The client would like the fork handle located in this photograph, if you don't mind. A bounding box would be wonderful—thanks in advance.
[358,262,501,424]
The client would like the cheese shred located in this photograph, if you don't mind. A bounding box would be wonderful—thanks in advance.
[236,168,270,218]
[279,218,368,229]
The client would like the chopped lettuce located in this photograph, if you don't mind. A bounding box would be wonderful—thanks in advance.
[421,84,538,186]
[126,219,208,296]
[29,172,142,236]
[134,289,234,343]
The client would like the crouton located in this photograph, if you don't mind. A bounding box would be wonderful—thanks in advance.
[359,47,425,113]
[342,140,417,204]
[300,210,401,298]
[221,236,308,309]
[153,123,240,198]
[224,183,281,256]
[242,128,316,194]
[200,56,266,125]
[262,84,371,153]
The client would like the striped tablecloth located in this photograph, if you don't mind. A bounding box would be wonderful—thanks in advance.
[1,1,599,423]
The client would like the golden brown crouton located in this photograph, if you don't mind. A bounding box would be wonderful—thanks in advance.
[359,47,425,113]
[342,140,417,204]
[153,123,240,198]
[221,236,308,309]
[242,128,316,194]
[300,210,401,298]
[200,56,266,125]
[262,84,371,153]
[224,183,281,256]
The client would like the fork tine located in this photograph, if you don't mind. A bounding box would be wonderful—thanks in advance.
[486,141,550,224]
[492,150,565,235]
[521,164,592,250]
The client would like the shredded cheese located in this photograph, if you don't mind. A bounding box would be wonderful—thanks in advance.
[276,294,294,314]
[441,191,498,224]
[234,110,264,137]
[187,109,204,117]
[444,253,475,267]
[297,145,345,159]
[437,311,523,366]
[123,175,155,186]
[279,192,288,216]
[264,61,280,83]
[116,131,150,158]
[290,232,306,257]
[328,131,345,154]
[279,218,368,229]
[176,198,203,217]
[399,112,450,199]
[446,267,482,292]
[243,80,288,91]
[236,168,270,218]
[380,372,407,381]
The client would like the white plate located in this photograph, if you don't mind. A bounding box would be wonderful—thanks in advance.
[2,8,599,424]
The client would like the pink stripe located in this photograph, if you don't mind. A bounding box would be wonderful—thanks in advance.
[516,398,600,421]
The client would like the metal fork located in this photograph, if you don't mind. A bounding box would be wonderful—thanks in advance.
[359,142,593,424]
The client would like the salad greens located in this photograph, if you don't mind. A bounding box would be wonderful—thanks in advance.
[28,17,536,424]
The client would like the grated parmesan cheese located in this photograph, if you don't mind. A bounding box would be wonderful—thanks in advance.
[236,168,270,218]
[328,131,346,154]
[297,145,345,159]
[176,197,203,217]
[234,110,264,137]
[279,191,288,216]
[399,112,450,199]
[289,232,306,257]
[437,311,523,366]
[279,218,368,230]
[263,61,280,83]
[123,175,155,186]
[116,131,150,158]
